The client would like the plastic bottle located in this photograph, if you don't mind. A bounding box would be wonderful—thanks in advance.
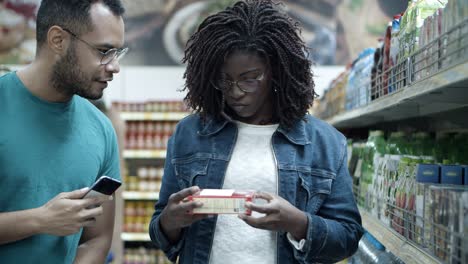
[376,42,385,98]
[354,232,403,263]
[371,39,383,100]
[383,22,393,95]
[345,62,356,110]
[346,48,375,109]
[389,14,402,93]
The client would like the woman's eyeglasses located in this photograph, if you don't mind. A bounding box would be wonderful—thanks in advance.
[214,72,265,93]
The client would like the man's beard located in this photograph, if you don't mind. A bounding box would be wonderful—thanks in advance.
[51,43,103,100]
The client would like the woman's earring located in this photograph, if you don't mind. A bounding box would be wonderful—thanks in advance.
[274,88,278,93]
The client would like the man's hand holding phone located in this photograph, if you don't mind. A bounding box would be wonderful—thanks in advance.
[37,176,121,236]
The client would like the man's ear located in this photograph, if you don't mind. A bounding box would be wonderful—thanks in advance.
[47,26,70,55]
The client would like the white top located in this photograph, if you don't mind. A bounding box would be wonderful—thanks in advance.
[209,121,279,264]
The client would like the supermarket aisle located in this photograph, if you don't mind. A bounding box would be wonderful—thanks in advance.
[1,0,468,263]
[91,1,468,263]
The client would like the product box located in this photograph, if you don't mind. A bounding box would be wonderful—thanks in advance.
[188,189,254,215]
[440,165,463,185]
[416,164,440,183]
[427,185,468,263]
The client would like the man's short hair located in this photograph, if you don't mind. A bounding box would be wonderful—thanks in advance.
[36,0,125,48]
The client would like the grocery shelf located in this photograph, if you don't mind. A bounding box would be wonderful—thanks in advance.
[123,150,167,159]
[120,112,188,121]
[121,232,151,242]
[360,210,442,264]
[325,18,468,129]
[326,60,468,129]
[123,191,159,200]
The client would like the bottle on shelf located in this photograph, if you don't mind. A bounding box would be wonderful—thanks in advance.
[389,14,402,93]
[352,232,403,264]
[371,40,382,101]
[383,21,393,95]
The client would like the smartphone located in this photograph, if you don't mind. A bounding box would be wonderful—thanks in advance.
[82,176,122,199]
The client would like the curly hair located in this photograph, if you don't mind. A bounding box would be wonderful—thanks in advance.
[182,0,316,129]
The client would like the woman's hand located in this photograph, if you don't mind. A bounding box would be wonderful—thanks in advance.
[239,192,308,240]
[159,186,207,243]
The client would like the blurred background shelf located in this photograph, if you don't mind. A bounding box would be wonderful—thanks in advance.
[123,150,167,159]
[123,191,159,200]
[120,112,188,121]
[121,232,151,242]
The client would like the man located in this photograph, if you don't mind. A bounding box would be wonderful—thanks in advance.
[0,0,127,263]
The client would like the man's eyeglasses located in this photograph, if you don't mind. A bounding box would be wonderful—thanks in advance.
[62,28,128,65]
[214,72,265,93]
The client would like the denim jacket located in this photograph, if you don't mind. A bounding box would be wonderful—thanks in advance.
[149,114,363,264]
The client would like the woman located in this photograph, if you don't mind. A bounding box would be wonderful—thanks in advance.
[149,1,363,263]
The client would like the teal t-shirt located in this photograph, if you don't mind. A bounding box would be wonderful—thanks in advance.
[0,72,121,263]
